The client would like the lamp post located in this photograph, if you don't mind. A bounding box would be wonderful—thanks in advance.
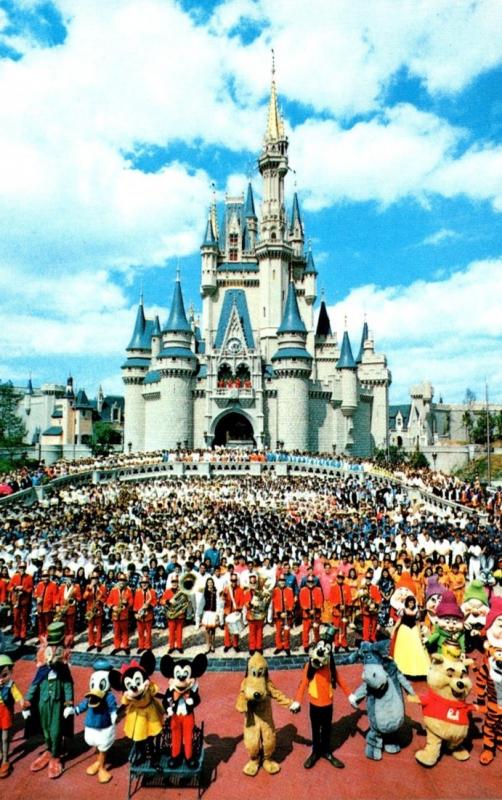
[432,451,437,471]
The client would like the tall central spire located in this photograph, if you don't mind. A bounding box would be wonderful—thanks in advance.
[265,49,285,142]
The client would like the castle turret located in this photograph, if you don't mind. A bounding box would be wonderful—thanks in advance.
[355,320,391,450]
[151,314,162,359]
[243,181,257,252]
[122,295,149,452]
[355,319,369,364]
[289,191,304,258]
[336,329,358,452]
[272,282,312,450]
[154,275,196,450]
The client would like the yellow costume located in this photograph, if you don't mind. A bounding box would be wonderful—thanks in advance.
[122,682,164,741]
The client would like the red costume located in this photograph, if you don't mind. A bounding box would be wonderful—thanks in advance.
[361,584,381,642]
[221,584,245,650]
[299,585,324,649]
[8,571,33,641]
[83,580,107,648]
[242,587,267,653]
[56,582,82,647]
[329,580,352,649]
[160,588,186,652]
[107,584,133,650]
[133,586,157,651]
[33,578,59,639]
[272,584,295,652]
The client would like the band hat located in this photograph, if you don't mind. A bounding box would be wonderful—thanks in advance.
[46,621,65,646]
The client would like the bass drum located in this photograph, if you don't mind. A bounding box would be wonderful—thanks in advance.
[225,611,245,635]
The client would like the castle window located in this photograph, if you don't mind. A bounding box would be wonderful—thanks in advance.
[263,306,266,317]
[229,248,238,261]
[229,233,238,246]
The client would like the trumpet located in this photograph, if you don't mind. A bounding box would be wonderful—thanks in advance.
[135,589,153,621]
[54,583,76,621]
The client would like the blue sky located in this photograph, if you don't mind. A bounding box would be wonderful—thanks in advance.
[0,0,501,405]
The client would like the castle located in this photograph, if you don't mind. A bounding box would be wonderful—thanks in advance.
[122,74,391,455]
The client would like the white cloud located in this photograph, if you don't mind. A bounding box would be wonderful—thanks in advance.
[329,258,502,403]
[421,228,460,246]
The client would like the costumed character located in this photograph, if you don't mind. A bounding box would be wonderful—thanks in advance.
[0,654,24,778]
[298,575,323,652]
[272,575,295,655]
[414,652,474,767]
[474,597,502,765]
[109,649,164,765]
[222,574,245,653]
[290,625,352,769]
[391,594,430,678]
[461,579,489,652]
[422,576,446,636]
[8,562,33,644]
[235,652,295,776]
[426,590,465,656]
[348,640,416,760]
[83,572,108,652]
[63,657,117,783]
[22,621,74,778]
[160,653,207,768]
[107,572,133,655]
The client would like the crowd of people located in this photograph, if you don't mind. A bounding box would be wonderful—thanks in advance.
[1,467,501,658]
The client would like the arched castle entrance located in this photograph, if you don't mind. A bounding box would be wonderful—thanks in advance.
[212,411,255,448]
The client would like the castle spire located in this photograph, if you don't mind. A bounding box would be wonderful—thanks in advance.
[244,181,257,218]
[265,49,285,142]
[127,294,146,350]
[356,318,369,364]
[337,330,356,369]
[165,273,191,333]
[277,281,307,334]
[316,301,332,337]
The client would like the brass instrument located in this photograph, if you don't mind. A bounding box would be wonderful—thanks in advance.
[54,583,76,622]
[112,589,126,622]
[135,589,153,621]
[166,590,190,619]
[12,585,23,609]
[85,583,101,623]
[249,578,271,621]
[180,572,197,593]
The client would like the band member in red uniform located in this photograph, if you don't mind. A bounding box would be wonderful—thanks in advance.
[299,575,324,652]
[329,574,353,651]
[8,562,33,644]
[55,570,81,647]
[133,577,157,653]
[160,576,188,654]
[107,572,133,655]
[33,571,59,640]
[360,574,382,643]
[272,574,295,655]
[221,574,245,653]
[83,571,108,652]
[243,574,269,655]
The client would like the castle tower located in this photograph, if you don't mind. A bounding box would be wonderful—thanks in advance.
[272,281,312,450]
[355,319,391,449]
[200,209,219,344]
[154,275,196,450]
[337,329,357,452]
[255,59,292,361]
[122,295,149,451]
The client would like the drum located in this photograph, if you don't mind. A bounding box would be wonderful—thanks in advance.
[202,610,219,628]
[226,611,245,635]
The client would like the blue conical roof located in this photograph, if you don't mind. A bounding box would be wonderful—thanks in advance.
[305,247,317,275]
[27,377,34,395]
[337,331,356,369]
[152,315,161,337]
[127,298,146,349]
[277,282,307,334]
[165,278,191,333]
[356,320,369,364]
[202,214,216,246]
[290,192,302,233]
[316,301,332,337]
[244,182,256,218]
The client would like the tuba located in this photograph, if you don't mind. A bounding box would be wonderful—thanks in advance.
[166,590,190,619]
[249,577,271,621]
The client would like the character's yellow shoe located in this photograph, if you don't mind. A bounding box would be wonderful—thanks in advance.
[86,758,101,776]
[262,759,280,774]
[243,759,260,776]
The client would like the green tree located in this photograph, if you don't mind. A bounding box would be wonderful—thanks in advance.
[90,421,121,456]
[0,382,26,456]
[462,411,474,443]
[472,410,496,445]
[409,450,429,469]
[494,410,502,440]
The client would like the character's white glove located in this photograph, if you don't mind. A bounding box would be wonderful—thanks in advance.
[63,707,75,718]
[22,709,31,720]
[348,693,359,708]
[289,701,301,714]
[166,707,174,718]
[111,711,118,725]
[186,697,194,706]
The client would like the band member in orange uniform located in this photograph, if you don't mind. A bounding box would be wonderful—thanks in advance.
[55,570,82,647]
[160,576,187,654]
[83,571,108,652]
[329,574,353,651]
[133,577,157,653]
[33,571,59,640]
[272,574,295,655]
[221,574,245,653]
[299,575,324,652]
[360,573,382,643]
[8,562,33,644]
[107,572,133,655]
